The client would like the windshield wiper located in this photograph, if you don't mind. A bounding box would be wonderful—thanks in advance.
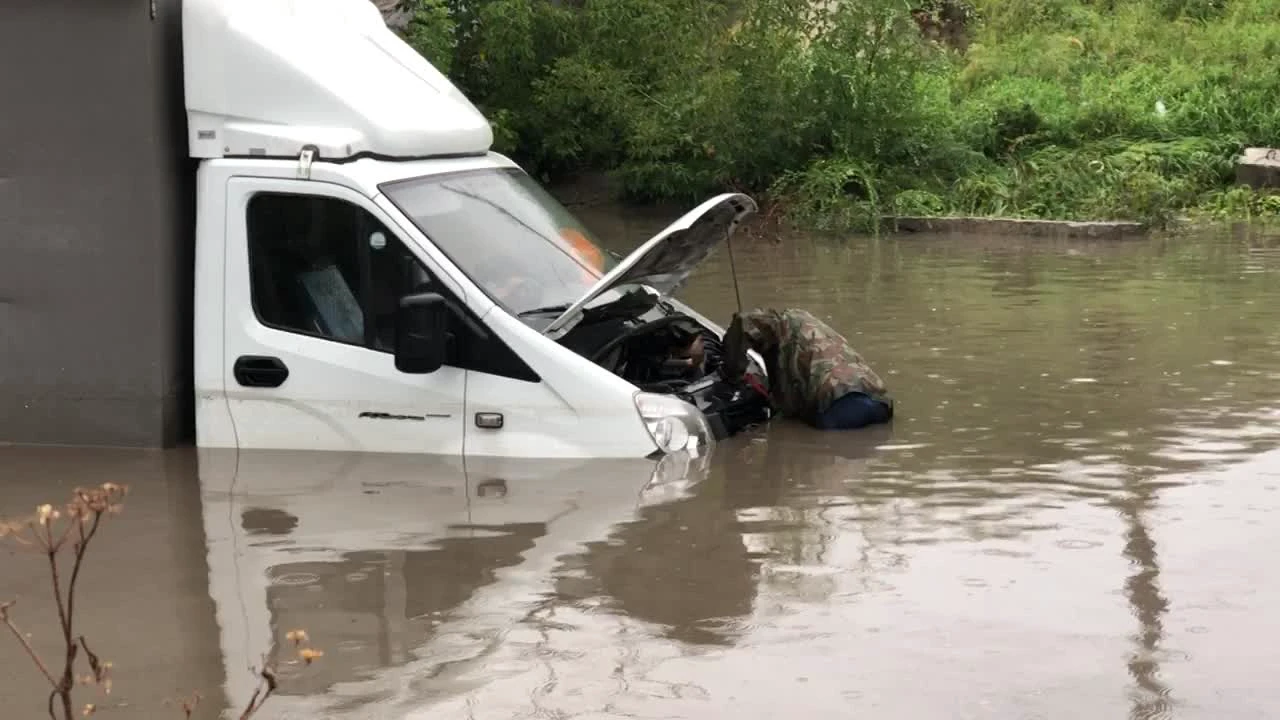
[517,303,572,317]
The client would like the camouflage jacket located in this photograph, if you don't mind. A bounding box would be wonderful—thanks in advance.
[737,308,891,421]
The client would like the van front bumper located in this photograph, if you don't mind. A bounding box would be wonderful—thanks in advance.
[680,375,772,440]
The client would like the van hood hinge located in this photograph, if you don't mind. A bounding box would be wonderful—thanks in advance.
[296,146,318,180]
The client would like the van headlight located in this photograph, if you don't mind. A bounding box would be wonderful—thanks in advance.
[633,392,715,456]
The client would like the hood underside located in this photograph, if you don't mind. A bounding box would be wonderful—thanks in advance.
[542,193,758,338]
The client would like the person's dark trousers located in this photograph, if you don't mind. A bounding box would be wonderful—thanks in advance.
[813,392,893,430]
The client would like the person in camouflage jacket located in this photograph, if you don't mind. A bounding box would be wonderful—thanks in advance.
[720,308,894,430]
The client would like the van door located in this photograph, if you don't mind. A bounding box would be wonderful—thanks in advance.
[222,177,467,454]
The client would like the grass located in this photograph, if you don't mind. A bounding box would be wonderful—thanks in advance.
[400,0,1280,231]
[918,0,1280,228]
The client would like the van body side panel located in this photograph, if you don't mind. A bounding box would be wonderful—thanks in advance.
[0,0,194,447]
[193,164,236,448]
[463,309,656,459]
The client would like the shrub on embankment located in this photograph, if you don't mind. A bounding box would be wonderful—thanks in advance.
[397,0,1280,230]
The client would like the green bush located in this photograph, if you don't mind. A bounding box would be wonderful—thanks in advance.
[398,0,1280,229]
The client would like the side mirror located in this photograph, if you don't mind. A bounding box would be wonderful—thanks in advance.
[395,292,450,374]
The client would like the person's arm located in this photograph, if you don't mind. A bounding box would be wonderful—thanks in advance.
[720,309,777,381]
[666,334,707,373]
[737,310,779,354]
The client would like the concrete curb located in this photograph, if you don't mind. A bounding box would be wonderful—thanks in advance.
[884,216,1149,240]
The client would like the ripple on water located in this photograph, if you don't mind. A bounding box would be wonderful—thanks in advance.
[1056,539,1104,550]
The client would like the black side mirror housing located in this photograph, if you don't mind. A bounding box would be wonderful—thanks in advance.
[395,292,450,374]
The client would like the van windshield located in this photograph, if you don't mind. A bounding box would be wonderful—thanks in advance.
[380,167,621,318]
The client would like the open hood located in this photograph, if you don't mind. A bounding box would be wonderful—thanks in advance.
[542,193,757,337]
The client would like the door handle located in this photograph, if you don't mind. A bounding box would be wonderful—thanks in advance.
[234,355,290,388]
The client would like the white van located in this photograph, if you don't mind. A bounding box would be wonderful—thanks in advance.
[188,0,770,460]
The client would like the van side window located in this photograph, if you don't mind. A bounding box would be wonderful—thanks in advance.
[245,191,541,383]
[245,192,435,351]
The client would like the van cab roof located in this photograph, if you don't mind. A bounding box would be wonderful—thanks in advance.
[182,0,493,162]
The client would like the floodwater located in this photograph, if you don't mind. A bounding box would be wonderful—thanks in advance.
[5,212,1280,719]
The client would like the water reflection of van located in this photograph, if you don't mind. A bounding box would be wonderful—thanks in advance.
[199,448,712,715]
[187,0,770,460]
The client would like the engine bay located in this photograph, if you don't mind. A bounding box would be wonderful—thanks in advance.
[557,289,772,439]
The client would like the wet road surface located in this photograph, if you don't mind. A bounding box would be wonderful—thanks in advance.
[4,219,1280,719]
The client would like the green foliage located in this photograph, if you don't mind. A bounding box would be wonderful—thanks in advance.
[396,0,1280,229]
[1194,186,1280,224]
[402,0,456,75]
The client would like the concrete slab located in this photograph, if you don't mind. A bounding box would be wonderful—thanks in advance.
[1236,147,1280,190]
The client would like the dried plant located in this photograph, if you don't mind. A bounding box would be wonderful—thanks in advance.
[1,484,321,719]
[233,630,324,719]
[1,483,127,719]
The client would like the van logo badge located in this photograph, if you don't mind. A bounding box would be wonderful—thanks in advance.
[359,411,425,421]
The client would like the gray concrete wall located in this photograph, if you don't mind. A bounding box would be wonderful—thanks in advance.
[0,0,195,447]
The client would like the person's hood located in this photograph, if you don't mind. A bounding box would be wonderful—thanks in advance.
[541,193,757,338]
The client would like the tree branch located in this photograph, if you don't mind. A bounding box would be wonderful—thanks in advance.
[64,513,102,643]
[46,550,70,642]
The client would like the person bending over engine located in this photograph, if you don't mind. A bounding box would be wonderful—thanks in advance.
[719,308,894,430]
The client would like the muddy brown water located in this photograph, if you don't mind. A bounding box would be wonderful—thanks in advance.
[4,213,1280,719]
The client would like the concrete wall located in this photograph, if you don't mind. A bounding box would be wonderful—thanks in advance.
[0,0,195,447]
